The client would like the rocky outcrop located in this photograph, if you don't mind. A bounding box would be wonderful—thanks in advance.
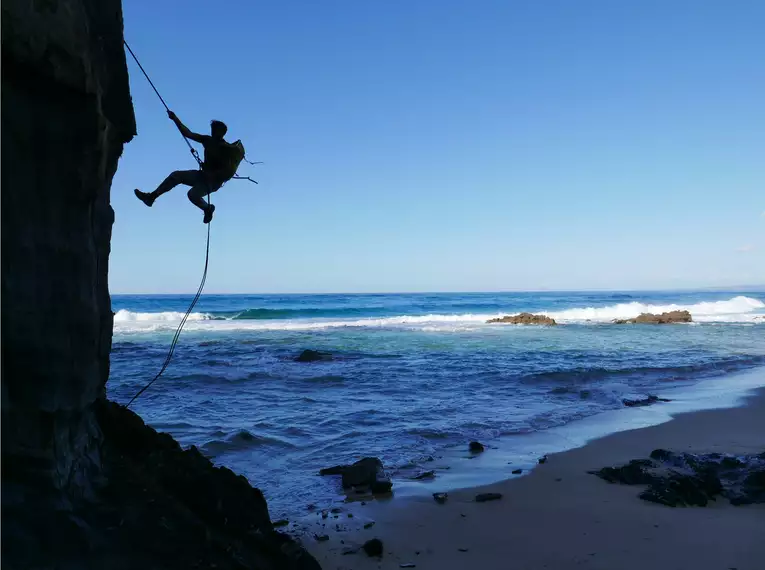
[614,310,692,324]
[1,2,319,568]
[487,312,557,325]
[590,450,765,507]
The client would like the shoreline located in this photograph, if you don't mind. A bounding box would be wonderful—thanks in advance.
[298,374,765,569]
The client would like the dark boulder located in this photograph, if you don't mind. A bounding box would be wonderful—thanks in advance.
[321,457,393,494]
[295,349,333,362]
[512,469,523,475]
[487,313,557,326]
[469,441,485,453]
[363,538,384,558]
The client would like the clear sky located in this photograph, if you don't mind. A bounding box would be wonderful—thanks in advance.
[111,0,765,294]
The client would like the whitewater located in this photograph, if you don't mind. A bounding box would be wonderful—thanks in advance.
[113,294,765,332]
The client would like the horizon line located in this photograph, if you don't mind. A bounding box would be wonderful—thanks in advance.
[110,285,765,296]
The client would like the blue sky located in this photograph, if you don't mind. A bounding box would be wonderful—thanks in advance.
[111,0,764,294]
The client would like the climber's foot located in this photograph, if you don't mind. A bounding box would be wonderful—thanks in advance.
[203,204,215,224]
[134,189,155,207]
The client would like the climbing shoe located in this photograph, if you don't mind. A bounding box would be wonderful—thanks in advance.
[203,204,215,224]
[134,189,155,207]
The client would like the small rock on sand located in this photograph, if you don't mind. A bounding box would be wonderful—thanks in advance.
[433,492,448,504]
[364,522,375,529]
[314,534,329,542]
[475,493,503,502]
[363,538,384,558]
[539,455,548,464]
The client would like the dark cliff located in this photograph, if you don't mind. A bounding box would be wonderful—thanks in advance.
[1,2,319,568]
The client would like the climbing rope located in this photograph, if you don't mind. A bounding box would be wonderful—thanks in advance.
[123,40,211,407]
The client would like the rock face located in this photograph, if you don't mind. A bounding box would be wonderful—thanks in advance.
[1,2,319,568]
[590,450,765,507]
[2,0,136,503]
[487,313,557,325]
[614,310,692,324]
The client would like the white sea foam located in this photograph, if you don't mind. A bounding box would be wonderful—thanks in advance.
[113,309,212,322]
[112,296,764,333]
[543,295,765,323]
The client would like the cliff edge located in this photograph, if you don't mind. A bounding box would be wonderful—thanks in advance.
[1,1,318,568]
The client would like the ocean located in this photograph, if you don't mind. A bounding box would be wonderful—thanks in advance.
[107,290,765,518]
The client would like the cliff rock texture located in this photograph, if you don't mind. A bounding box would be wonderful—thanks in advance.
[1,2,319,568]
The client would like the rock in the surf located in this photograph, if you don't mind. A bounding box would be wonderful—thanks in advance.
[321,457,393,494]
[469,441,485,453]
[613,310,692,324]
[295,349,333,362]
[622,394,671,407]
[487,312,557,325]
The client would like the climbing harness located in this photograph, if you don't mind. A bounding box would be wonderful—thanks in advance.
[122,40,257,407]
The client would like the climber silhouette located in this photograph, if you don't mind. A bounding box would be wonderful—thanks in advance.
[134,111,245,223]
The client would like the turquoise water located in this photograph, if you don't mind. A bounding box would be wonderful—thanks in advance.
[107,290,765,517]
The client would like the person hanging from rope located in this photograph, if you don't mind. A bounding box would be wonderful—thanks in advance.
[134,111,246,223]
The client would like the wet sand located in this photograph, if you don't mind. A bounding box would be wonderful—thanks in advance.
[301,385,765,570]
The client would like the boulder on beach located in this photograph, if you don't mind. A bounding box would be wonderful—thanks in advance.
[320,457,393,494]
[487,312,557,325]
[295,349,333,362]
[613,310,692,324]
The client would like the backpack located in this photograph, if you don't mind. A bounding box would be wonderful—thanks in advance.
[216,140,246,182]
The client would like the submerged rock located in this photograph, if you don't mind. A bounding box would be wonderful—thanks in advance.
[295,349,333,362]
[622,395,672,407]
[613,310,692,324]
[412,470,436,480]
[487,312,557,325]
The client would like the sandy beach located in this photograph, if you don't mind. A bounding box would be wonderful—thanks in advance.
[301,383,765,570]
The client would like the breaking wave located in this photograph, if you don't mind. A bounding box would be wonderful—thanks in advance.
[112,296,764,331]
[543,295,764,323]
